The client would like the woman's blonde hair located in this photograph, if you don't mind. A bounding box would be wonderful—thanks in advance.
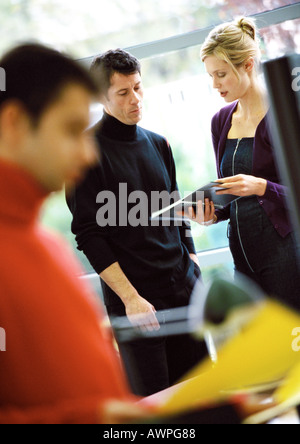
[200,17,261,79]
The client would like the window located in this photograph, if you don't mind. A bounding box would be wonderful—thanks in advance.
[1,1,299,57]
[25,1,300,275]
[141,47,228,253]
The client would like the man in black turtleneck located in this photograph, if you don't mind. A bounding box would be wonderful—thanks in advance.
[67,49,206,397]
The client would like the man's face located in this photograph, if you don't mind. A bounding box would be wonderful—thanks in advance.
[102,72,144,125]
[20,84,98,192]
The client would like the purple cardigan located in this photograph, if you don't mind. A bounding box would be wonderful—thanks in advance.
[211,101,292,238]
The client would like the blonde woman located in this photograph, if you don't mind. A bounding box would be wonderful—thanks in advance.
[192,17,300,309]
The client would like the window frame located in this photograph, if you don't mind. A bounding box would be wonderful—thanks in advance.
[80,3,300,66]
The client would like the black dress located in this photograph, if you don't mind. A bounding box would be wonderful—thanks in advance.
[221,137,300,310]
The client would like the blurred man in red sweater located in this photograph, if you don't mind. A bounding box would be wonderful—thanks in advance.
[0,43,147,424]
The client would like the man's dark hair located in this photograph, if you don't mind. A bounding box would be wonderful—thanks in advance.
[90,49,141,97]
[0,43,98,125]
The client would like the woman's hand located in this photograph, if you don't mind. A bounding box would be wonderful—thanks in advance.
[214,175,267,197]
[187,199,216,226]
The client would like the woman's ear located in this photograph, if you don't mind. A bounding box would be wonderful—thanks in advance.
[244,57,255,73]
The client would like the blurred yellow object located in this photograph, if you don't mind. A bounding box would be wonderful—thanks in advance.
[275,361,300,406]
[243,361,300,424]
[157,300,300,417]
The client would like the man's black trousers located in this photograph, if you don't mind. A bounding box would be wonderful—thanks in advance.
[106,265,207,397]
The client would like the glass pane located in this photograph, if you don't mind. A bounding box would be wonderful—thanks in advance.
[41,9,300,273]
[260,18,300,58]
[37,3,300,275]
[0,0,299,58]
[135,16,300,252]
[41,43,228,273]
[141,46,228,253]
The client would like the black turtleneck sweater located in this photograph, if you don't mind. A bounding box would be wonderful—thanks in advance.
[67,112,197,306]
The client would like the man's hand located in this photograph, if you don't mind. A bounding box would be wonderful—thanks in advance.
[189,253,200,267]
[186,199,216,226]
[101,399,154,424]
[125,295,160,332]
[100,262,160,332]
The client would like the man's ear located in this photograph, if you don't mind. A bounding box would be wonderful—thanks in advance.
[0,101,31,145]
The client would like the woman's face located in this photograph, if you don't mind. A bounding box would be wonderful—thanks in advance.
[204,55,251,103]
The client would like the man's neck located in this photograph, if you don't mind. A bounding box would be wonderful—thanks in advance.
[98,111,138,142]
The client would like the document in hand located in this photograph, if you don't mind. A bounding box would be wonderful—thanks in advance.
[151,182,241,220]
